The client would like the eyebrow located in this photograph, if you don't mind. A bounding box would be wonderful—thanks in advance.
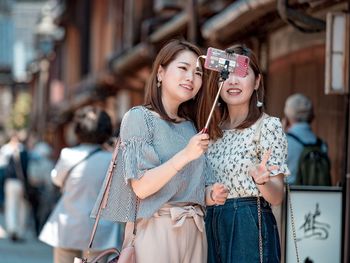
[178,62,190,66]
[178,61,203,71]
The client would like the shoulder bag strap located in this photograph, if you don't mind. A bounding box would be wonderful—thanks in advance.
[252,113,267,263]
[286,132,305,146]
[88,138,139,249]
[285,133,301,262]
[88,139,120,249]
[254,115,300,263]
[61,147,101,189]
[253,113,268,144]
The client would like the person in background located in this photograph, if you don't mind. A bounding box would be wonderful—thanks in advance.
[283,93,331,185]
[0,129,9,211]
[198,44,289,263]
[92,39,228,263]
[3,130,31,242]
[39,106,121,263]
[27,141,55,234]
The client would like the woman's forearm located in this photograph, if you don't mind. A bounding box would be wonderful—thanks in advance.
[131,149,190,199]
[256,174,285,205]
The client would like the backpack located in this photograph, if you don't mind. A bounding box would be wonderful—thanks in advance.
[287,133,332,186]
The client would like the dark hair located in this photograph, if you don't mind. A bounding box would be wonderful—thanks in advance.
[196,44,264,140]
[73,106,112,144]
[144,39,206,123]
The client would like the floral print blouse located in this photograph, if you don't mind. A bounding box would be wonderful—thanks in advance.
[207,115,290,198]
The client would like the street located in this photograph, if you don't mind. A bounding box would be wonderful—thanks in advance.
[0,212,52,263]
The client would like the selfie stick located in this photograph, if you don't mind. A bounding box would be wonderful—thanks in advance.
[201,61,230,134]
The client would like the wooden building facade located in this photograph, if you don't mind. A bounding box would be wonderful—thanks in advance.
[29,1,350,261]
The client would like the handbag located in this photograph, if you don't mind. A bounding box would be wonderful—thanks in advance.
[74,139,137,263]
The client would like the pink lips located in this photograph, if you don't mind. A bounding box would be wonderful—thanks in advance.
[180,84,193,91]
[227,88,242,94]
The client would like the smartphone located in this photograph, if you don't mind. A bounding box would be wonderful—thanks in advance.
[204,47,249,78]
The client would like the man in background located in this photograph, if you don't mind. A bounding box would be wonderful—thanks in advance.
[283,93,331,186]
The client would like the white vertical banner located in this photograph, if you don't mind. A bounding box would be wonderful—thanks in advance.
[285,187,342,263]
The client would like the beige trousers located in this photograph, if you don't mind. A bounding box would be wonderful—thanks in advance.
[124,204,207,263]
[53,247,108,263]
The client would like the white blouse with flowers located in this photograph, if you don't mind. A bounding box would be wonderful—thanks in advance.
[207,115,290,199]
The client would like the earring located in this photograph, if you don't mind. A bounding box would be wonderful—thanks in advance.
[157,79,161,88]
[256,90,263,107]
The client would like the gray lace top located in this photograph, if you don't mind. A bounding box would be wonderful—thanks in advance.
[92,106,214,222]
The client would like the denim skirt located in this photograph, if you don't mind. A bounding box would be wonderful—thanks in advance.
[205,197,280,263]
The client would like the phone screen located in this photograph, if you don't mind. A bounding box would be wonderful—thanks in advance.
[204,47,249,78]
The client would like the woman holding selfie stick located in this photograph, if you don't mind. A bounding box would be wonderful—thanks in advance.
[197,45,289,263]
[92,39,228,263]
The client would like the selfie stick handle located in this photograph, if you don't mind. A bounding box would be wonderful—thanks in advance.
[202,81,224,133]
[202,64,230,133]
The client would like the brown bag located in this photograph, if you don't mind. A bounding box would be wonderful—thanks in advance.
[73,139,136,263]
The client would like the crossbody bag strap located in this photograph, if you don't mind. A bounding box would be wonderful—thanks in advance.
[285,135,303,262]
[257,119,300,263]
[286,183,300,263]
[61,147,101,189]
[88,139,120,249]
[253,113,267,263]
[286,132,305,146]
[253,113,268,145]
[87,138,139,250]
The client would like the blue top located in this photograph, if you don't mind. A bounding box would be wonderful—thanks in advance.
[286,122,327,184]
[92,106,214,222]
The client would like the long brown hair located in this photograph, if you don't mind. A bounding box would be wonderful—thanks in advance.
[196,44,264,140]
[144,39,206,123]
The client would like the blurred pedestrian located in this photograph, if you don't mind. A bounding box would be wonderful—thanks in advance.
[92,39,227,263]
[198,44,289,263]
[3,130,31,242]
[283,93,331,185]
[0,132,10,211]
[27,141,55,234]
[39,106,121,263]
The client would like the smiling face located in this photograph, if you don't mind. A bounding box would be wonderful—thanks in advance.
[157,50,203,105]
[219,66,261,110]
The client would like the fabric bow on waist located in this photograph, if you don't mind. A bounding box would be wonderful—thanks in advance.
[169,206,204,232]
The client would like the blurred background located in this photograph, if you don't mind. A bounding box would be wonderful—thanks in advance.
[0,0,349,262]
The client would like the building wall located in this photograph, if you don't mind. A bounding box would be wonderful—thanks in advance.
[267,26,347,185]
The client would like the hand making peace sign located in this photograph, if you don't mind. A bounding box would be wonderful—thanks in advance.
[249,149,279,186]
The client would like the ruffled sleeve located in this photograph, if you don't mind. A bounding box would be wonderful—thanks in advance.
[120,107,161,182]
[91,107,161,223]
[259,117,290,177]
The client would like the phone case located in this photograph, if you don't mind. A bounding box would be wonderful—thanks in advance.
[204,47,249,77]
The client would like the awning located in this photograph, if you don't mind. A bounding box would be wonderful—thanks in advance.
[109,12,188,75]
[201,0,275,43]
[109,42,155,74]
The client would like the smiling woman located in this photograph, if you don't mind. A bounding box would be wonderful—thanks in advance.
[198,44,290,263]
[92,39,228,263]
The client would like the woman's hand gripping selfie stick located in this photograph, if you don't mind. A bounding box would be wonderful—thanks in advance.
[197,57,231,134]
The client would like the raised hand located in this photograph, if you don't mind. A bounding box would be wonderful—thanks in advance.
[249,149,279,186]
[183,132,210,161]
